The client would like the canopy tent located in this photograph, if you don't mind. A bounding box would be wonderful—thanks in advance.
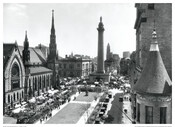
[90,85,95,88]
[104,82,109,85]
[94,82,99,85]
[37,96,45,100]
[113,81,117,84]
[124,83,131,88]
[28,97,36,103]
[12,107,26,113]
[15,104,21,109]
[83,81,87,84]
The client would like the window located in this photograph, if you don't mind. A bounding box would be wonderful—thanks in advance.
[137,103,140,122]
[64,72,66,77]
[11,63,20,89]
[43,76,45,88]
[77,64,80,68]
[17,92,19,100]
[59,63,62,68]
[145,106,153,123]
[68,64,74,69]
[35,78,37,90]
[64,64,66,69]
[14,93,15,102]
[22,91,24,98]
[160,107,167,124]
[148,4,154,10]
[8,95,10,103]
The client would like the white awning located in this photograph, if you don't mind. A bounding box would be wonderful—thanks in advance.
[15,104,21,109]
[29,97,36,103]
[94,82,99,84]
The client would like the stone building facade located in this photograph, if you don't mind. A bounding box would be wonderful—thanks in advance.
[3,33,53,113]
[58,55,92,78]
[47,10,59,89]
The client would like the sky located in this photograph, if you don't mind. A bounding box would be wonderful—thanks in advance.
[3,3,136,58]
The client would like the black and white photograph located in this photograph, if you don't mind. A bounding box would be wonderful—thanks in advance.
[2,1,172,125]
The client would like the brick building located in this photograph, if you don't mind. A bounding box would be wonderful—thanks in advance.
[130,3,172,121]
[133,3,172,80]
[58,54,92,78]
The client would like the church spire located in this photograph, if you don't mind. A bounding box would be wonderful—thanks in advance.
[49,9,57,60]
[24,31,29,50]
[23,30,30,64]
[51,10,55,35]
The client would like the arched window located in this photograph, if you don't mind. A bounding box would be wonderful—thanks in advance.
[40,76,42,89]
[17,92,19,100]
[22,91,24,98]
[43,76,45,88]
[11,63,20,89]
[35,77,37,90]
[33,77,35,90]
[14,93,15,101]
[8,95,10,103]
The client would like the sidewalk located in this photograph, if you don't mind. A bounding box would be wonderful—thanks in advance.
[121,94,133,124]
[76,92,103,124]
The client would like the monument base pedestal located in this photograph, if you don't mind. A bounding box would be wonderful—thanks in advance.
[89,73,110,82]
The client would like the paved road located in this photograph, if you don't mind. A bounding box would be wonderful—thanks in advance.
[105,93,123,124]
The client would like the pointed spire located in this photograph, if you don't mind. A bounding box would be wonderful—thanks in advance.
[150,20,159,51]
[100,16,102,22]
[51,9,55,33]
[25,31,28,41]
[24,30,29,50]
[134,21,172,95]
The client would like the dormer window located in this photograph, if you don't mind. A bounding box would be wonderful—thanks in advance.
[148,4,154,10]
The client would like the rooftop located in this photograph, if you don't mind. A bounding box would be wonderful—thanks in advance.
[134,29,172,95]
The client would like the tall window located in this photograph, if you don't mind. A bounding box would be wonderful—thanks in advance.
[59,63,62,68]
[17,92,19,100]
[137,103,140,122]
[145,106,153,123]
[77,64,80,68]
[8,95,10,103]
[11,63,20,89]
[160,107,167,124]
[64,64,66,69]
[148,4,155,10]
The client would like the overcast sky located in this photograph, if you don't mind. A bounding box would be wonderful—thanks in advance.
[3,3,136,58]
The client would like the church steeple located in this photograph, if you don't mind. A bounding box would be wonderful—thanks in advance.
[24,31,29,50]
[49,9,57,60]
[23,31,30,64]
[51,10,55,35]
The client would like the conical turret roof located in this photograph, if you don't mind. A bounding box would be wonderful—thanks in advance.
[134,29,171,95]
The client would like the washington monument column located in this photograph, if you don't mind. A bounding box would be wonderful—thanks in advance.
[97,17,105,73]
[89,17,110,82]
